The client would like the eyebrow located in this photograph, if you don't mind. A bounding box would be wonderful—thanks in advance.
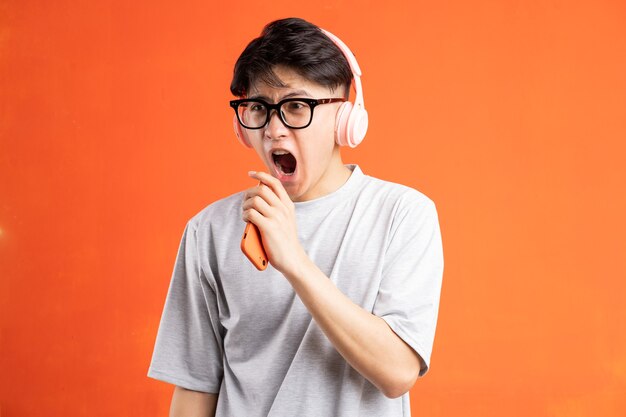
[248,90,312,101]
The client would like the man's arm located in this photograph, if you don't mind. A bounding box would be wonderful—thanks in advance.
[170,386,218,417]
[284,256,422,399]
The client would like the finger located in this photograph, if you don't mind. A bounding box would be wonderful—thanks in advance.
[249,171,292,206]
[242,183,261,201]
[256,183,282,208]
[243,181,281,209]
[242,194,272,218]
[242,207,268,229]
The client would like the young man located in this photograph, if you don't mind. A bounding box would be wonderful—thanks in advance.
[148,17,444,417]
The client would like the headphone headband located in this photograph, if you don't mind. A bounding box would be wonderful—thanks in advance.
[320,29,362,77]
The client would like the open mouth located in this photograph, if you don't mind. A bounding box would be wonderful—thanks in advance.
[272,150,297,176]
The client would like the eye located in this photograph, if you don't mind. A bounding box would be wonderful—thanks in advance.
[249,103,266,112]
[283,101,308,112]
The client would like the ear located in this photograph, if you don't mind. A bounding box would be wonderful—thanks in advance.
[233,115,253,148]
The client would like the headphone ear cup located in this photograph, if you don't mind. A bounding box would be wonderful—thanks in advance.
[335,102,352,147]
[346,105,369,148]
[233,115,252,148]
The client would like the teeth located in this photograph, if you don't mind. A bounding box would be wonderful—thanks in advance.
[272,150,290,155]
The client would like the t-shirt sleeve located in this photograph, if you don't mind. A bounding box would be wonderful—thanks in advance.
[147,220,224,393]
[373,194,444,377]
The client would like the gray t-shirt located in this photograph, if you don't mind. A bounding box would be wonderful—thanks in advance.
[148,164,444,417]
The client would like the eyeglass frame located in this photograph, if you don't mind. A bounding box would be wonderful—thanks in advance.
[229,97,346,130]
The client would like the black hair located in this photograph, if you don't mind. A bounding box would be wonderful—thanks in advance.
[230,17,353,99]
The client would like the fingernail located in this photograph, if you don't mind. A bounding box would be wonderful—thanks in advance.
[248,171,256,176]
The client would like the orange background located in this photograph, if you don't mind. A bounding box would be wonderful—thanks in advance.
[1,0,625,415]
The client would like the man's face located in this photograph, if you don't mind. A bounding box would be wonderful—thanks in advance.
[242,66,347,202]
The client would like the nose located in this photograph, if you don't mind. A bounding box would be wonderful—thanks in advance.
[264,109,289,140]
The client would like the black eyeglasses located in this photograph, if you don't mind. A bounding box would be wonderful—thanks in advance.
[229,97,346,129]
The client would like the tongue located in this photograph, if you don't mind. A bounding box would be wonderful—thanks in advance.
[276,153,296,174]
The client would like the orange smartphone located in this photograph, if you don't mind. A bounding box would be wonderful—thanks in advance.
[241,181,269,270]
[241,222,268,270]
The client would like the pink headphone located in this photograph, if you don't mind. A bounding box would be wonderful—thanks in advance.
[232,27,368,148]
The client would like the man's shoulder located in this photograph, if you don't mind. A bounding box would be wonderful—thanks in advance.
[187,190,244,230]
[361,172,436,210]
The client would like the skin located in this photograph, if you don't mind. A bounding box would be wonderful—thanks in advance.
[170,387,217,417]
[171,65,422,416]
